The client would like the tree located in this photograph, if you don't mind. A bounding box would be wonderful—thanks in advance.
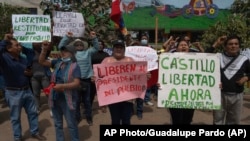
[0,3,29,40]
[77,0,115,44]
[231,0,250,21]
[201,0,250,50]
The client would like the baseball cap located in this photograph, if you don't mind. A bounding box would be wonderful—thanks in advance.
[112,39,125,48]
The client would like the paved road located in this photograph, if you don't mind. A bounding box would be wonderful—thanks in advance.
[0,95,250,141]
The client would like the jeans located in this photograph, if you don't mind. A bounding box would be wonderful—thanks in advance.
[76,79,92,120]
[144,88,151,102]
[108,101,133,125]
[31,76,50,109]
[136,98,143,116]
[5,88,39,139]
[52,94,79,141]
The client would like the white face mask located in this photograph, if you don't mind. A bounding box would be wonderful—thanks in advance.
[61,57,71,62]
[141,39,148,45]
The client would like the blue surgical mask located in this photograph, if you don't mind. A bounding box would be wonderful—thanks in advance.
[141,39,148,45]
[61,57,71,62]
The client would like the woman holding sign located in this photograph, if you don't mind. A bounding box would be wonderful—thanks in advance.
[168,37,204,125]
[101,39,135,125]
[99,39,151,125]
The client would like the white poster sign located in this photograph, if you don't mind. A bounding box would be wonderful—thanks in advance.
[125,46,158,71]
[12,14,51,42]
[53,11,85,37]
[158,53,221,110]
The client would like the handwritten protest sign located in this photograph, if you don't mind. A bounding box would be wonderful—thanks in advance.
[93,61,147,106]
[125,46,158,71]
[12,14,51,42]
[158,53,221,110]
[53,11,85,37]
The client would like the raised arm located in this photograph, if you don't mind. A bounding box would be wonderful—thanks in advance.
[58,32,73,50]
[206,35,227,53]
[88,31,99,54]
[39,40,52,67]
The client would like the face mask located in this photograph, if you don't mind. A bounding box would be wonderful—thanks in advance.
[141,39,148,45]
[61,57,71,62]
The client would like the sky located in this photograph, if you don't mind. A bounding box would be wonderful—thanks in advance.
[122,0,235,9]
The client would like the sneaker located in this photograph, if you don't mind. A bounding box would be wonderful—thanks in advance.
[14,138,22,141]
[49,110,53,118]
[31,133,47,140]
[145,101,154,106]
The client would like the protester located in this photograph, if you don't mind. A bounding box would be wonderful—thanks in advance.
[30,42,52,115]
[100,39,137,124]
[168,37,204,125]
[0,33,46,141]
[206,35,250,125]
[162,35,178,52]
[58,31,99,126]
[139,33,155,106]
[39,40,81,141]
[133,33,158,120]
[90,39,110,113]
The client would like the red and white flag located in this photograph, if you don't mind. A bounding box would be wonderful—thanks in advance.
[110,0,127,35]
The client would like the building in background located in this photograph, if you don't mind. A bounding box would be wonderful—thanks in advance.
[0,0,41,14]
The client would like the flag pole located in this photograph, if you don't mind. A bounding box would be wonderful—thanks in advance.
[155,16,158,49]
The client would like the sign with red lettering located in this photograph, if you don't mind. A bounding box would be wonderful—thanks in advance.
[93,61,147,106]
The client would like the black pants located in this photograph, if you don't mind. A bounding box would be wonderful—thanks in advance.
[90,82,96,106]
[169,108,195,125]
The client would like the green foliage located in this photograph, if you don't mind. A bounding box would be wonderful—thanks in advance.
[74,0,114,44]
[0,3,29,40]
[201,0,250,51]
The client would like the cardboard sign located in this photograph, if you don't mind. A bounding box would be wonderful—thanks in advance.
[158,53,221,110]
[53,11,85,37]
[125,46,158,71]
[93,61,147,106]
[12,14,51,42]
